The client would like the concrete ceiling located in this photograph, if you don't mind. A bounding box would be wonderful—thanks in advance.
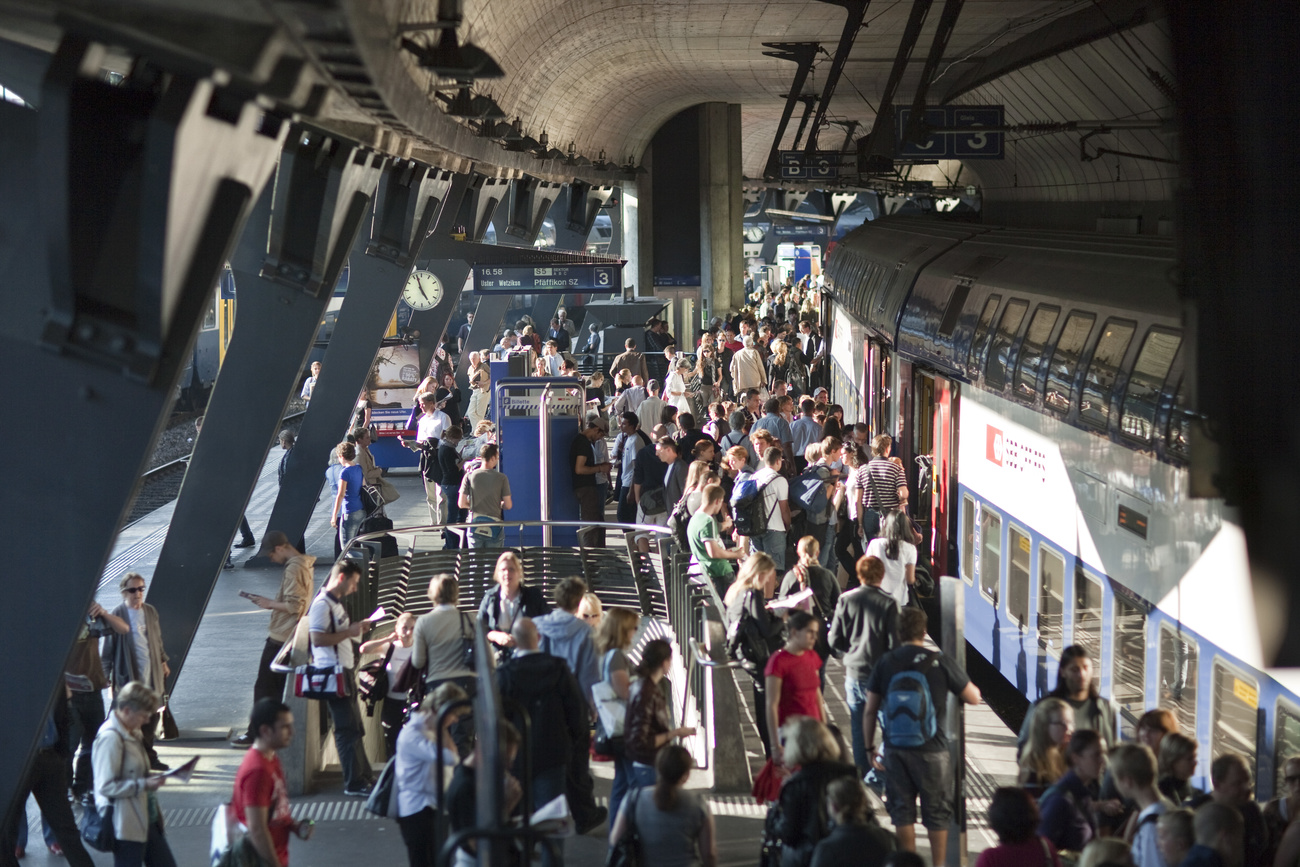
[0,0,1174,200]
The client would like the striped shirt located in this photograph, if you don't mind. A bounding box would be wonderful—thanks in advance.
[856,458,905,511]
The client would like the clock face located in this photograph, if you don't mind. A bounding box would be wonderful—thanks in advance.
[403,270,443,311]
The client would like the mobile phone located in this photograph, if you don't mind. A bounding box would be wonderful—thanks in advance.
[239,590,254,600]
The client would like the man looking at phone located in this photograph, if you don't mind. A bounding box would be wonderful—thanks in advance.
[232,698,314,866]
[233,532,315,747]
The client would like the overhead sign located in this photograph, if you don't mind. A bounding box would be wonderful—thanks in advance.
[895,105,1004,159]
[779,150,848,180]
[472,264,621,294]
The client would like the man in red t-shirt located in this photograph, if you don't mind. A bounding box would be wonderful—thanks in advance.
[232,699,312,866]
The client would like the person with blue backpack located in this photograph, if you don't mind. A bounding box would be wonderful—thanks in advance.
[862,607,981,861]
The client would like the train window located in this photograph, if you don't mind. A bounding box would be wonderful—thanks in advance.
[1007,526,1031,626]
[984,299,1030,391]
[1211,660,1258,772]
[1121,328,1183,442]
[1159,624,1199,734]
[1045,312,1096,414]
[1275,701,1300,796]
[1167,382,1191,460]
[1014,305,1062,401]
[1112,595,1147,741]
[1073,569,1104,691]
[202,295,218,331]
[1079,319,1137,429]
[961,495,975,585]
[980,507,1001,603]
[966,295,1002,377]
[1038,545,1065,656]
[937,282,971,338]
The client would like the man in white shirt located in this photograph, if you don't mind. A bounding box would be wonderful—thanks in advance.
[404,393,451,523]
[730,335,767,398]
[750,447,791,570]
[300,361,321,403]
[307,561,373,796]
[612,375,647,416]
[1111,744,1172,867]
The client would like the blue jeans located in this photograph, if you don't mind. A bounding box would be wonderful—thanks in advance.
[468,515,503,548]
[820,522,836,569]
[441,484,463,548]
[608,743,635,830]
[846,674,874,774]
[753,529,787,571]
[112,820,176,867]
[339,510,364,550]
[629,762,657,790]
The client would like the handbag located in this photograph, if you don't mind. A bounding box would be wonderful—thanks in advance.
[364,757,398,818]
[79,796,115,852]
[592,650,627,746]
[357,643,395,716]
[80,729,125,852]
[293,599,351,699]
[376,476,401,504]
[639,486,667,516]
[604,787,641,867]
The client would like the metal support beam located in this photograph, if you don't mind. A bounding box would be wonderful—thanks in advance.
[760,42,820,180]
[560,180,615,250]
[0,36,284,827]
[404,171,472,349]
[803,0,870,155]
[454,172,512,241]
[259,162,453,558]
[147,130,385,691]
[858,0,935,168]
[902,0,966,147]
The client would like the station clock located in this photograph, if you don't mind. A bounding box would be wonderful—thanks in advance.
[403,269,443,310]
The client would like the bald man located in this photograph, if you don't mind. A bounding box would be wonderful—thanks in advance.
[496,618,590,850]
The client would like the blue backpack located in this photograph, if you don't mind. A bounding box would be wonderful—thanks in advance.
[881,651,940,749]
[793,465,830,517]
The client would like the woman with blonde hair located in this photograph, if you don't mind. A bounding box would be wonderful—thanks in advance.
[578,592,604,628]
[767,338,807,399]
[724,553,786,759]
[413,575,475,693]
[596,607,641,827]
[1017,696,1073,797]
[774,717,857,867]
[477,552,548,661]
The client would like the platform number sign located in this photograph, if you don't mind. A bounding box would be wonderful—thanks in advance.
[895,105,1004,160]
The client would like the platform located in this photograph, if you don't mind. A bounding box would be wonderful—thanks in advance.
[19,448,1020,866]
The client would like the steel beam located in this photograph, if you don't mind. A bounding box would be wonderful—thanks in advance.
[803,0,870,155]
[0,36,284,830]
[257,162,454,558]
[759,42,820,180]
[902,0,965,147]
[147,129,385,691]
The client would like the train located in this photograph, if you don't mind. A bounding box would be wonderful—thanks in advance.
[822,217,1297,800]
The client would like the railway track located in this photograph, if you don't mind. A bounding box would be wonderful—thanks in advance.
[126,410,306,525]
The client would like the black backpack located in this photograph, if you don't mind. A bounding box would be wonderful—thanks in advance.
[667,496,694,550]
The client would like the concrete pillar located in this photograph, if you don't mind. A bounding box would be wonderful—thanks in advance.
[621,180,640,295]
[699,102,743,324]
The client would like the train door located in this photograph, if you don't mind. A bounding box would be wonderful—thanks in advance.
[909,368,958,576]
[865,340,891,435]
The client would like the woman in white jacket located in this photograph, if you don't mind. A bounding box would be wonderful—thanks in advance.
[92,682,175,867]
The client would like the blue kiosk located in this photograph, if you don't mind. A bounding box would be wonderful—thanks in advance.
[493,377,585,546]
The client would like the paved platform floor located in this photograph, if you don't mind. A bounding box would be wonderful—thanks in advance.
[18,447,1018,866]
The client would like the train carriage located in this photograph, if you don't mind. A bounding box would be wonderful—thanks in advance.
[824,217,1297,799]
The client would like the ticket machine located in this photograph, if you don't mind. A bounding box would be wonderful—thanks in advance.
[493,377,585,545]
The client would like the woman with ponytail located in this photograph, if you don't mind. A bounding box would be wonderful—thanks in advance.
[608,744,717,867]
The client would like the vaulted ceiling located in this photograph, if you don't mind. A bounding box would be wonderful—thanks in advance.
[0,0,1174,201]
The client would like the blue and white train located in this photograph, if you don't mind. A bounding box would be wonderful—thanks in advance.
[823,217,1299,799]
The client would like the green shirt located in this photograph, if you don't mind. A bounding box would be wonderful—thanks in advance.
[687,511,731,578]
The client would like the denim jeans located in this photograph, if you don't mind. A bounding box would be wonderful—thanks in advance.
[532,764,567,867]
[820,521,837,569]
[339,510,364,550]
[846,674,874,774]
[468,516,503,549]
[629,761,657,790]
[441,484,463,548]
[607,741,635,830]
[753,529,787,571]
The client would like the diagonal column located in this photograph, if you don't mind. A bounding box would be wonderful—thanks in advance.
[257,164,457,555]
[146,129,385,690]
[0,36,284,824]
